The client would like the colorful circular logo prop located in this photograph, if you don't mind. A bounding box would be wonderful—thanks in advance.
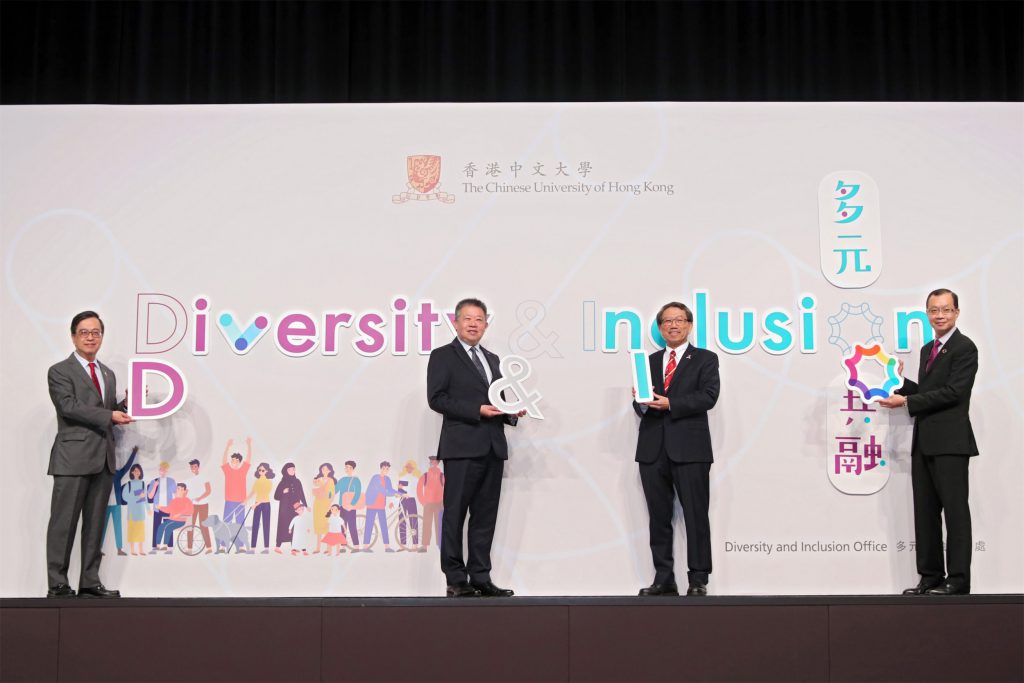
[842,343,904,402]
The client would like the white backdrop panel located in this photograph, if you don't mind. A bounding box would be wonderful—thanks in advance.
[1,103,1021,596]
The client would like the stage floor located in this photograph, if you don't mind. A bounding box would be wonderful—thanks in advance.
[2,595,1022,682]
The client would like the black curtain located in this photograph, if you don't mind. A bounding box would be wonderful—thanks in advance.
[2,0,1021,104]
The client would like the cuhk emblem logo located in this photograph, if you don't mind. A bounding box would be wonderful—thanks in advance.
[392,154,455,204]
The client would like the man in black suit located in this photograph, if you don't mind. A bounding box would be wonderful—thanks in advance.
[633,302,720,597]
[46,311,133,598]
[427,298,524,598]
[879,288,978,595]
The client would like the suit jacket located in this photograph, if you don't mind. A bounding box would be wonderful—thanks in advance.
[47,354,123,476]
[427,337,516,460]
[896,328,979,457]
[633,345,720,464]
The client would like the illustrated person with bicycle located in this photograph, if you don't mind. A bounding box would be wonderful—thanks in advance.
[396,460,423,552]
[362,461,399,553]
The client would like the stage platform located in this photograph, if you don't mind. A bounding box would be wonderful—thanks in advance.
[2,595,1021,682]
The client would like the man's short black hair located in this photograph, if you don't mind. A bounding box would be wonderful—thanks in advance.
[380,460,391,469]
[230,453,243,462]
[71,310,104,335]
[926,288,959,309]
[344,460,356,468]
[188,459,200,467]
[656,302,693,325]
[455,298,487,319]
[176,483,188,491]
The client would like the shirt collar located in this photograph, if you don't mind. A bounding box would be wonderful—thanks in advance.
[73,351,99,371]
[458,338,481,355]
[936,327,957,346]
[665,342,689,357]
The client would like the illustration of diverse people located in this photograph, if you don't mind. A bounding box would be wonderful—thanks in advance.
[79,446,441,560]
[47,291,981,598]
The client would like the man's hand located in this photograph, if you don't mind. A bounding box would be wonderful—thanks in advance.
[646,393,671,411]
[513,409,528,418]
[480,405,503,418]
[877,395,907,409]
[112,411,133,425]
[897,359,905,376]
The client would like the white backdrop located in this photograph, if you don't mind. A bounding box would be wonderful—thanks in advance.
[1,103,1021,597]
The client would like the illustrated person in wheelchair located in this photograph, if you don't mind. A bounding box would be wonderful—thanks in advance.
[154,483,194,554]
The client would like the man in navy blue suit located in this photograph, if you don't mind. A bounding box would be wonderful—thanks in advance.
[426,298,524,598]
[633,302,720,597]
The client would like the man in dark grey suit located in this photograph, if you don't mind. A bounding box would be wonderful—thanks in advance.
[633,302,720,597]
[46,311,133,598]
[879,288,979,596]
[426,298,524,598]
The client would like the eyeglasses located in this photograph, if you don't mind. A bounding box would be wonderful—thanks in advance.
[927,307,957,316]
[660,317,692,325]
[76,330,103,338]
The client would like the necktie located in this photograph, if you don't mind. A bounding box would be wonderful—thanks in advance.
[664,349,677,389]
[88,362,103,400]
[469,346,489,384]
[925,340,942,372]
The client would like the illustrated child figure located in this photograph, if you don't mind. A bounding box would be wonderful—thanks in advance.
[321,504,347,556]
[288,502,313,556]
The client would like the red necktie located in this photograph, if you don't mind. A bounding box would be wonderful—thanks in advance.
[88,362,103,400]
[663,349,677,389]
[925,340,942,372]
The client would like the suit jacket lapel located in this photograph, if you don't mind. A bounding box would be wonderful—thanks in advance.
[67,354,104,407]
[482,346,501,382]
[98,361,114,409]
[672,346,695,392]
[650,349,666,394]
[927,329,959,374]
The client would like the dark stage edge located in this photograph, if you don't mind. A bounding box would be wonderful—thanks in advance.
[2,596,1021,683]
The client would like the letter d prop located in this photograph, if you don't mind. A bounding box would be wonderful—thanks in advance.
[128,359,188,419]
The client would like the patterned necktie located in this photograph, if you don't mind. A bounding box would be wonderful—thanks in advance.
[925,339,942,372]
[88,362,103,400]
[469,346,489,384]
[664,349,677,389]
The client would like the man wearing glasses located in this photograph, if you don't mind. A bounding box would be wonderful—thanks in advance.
[878,289,979,596]
[633,302,720,597]
[45,311,133,598]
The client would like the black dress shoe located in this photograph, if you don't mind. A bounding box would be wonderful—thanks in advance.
[78,584,121,598]
[638,582,679,597]
[46,584,76,598]
[686,583,708,596]
[926,582,970,596]
[902,577,944,595]
[471,580,514,597]
[446,581,482,598]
